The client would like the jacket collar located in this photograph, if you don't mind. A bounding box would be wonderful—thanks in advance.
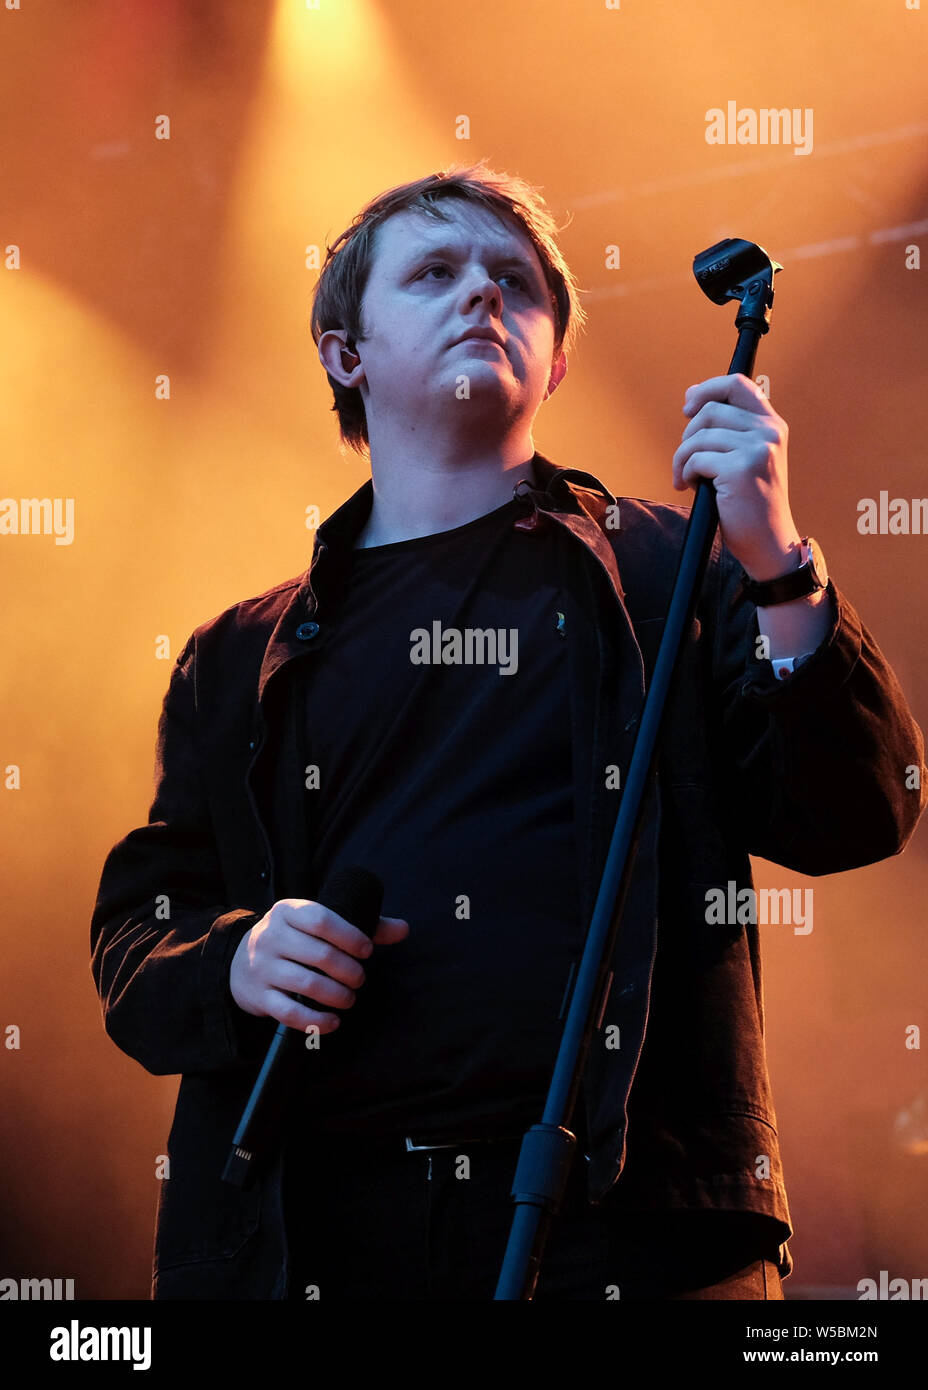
[258,451,624,703]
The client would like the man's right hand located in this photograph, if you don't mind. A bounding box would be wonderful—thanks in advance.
[229,898,410,1034]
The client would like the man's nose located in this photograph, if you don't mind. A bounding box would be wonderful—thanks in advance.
[464,271,502,314]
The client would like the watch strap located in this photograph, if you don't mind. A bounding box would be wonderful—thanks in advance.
[740,539,825,606]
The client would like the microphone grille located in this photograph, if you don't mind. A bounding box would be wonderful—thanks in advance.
[316,865,384,938]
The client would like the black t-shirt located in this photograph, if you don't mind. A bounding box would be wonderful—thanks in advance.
[275,492,789,1270]
[285,496,591,1141]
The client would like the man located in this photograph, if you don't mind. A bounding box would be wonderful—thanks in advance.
[90,161,926,1301]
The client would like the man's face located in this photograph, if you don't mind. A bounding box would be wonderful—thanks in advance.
[333,200,567,436]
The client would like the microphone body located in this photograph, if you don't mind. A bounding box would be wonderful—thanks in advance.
[222,865,384,1187]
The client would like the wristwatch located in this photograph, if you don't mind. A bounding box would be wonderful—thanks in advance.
[740,537,828,606]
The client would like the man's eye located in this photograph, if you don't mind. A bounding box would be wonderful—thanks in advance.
[416,264,527,290]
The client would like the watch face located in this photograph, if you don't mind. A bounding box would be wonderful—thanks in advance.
[806,537,828,589]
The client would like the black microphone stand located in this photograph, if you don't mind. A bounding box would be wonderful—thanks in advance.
[494,239,783,1299]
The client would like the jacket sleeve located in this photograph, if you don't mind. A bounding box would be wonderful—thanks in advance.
[708,538,928,875]
[89,634,276,1076]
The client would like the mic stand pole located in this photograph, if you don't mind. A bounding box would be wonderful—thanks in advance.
[494,239,782,1299]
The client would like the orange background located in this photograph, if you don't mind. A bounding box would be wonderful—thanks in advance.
[1,0,926,1298]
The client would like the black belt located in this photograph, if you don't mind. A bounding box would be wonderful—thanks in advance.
[402,1132,521,1152]
[301,1125,591,1162]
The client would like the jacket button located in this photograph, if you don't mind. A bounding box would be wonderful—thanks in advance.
[259,867,268,881]
[296,621,320,640]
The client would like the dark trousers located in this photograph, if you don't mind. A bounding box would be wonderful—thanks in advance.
[283,1128,785,1301]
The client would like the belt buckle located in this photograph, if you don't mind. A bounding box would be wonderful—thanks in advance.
[405,1132,589,1157]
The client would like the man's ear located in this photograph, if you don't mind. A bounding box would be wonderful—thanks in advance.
[318,328,364,387]
[543,350,568,401]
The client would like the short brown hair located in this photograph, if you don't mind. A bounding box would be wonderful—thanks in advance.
[309,160,588,458]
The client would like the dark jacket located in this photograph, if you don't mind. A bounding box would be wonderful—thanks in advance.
[90,453,927,1298]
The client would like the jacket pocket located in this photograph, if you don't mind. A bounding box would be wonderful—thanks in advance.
[152,1072,266,1273]
[153,1167,263,1272]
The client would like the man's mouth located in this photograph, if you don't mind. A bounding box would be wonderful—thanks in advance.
[452,328,507,350]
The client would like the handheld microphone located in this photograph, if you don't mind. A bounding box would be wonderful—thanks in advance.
[221,865,384,1187]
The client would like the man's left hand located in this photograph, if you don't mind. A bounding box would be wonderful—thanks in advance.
[672,373,802,579]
